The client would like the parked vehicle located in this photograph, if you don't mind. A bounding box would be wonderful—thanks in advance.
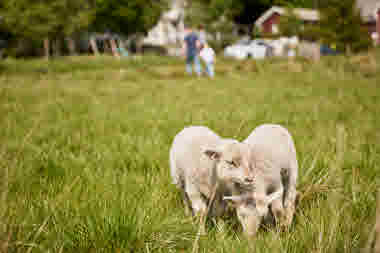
[253,39,274,57]
[223,38,272,60]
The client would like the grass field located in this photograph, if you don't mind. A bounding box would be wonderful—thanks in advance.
[1,52,380,252]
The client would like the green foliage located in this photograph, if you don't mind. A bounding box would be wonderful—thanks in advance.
[186,0,241,27]
[209,18,239,51]
[0,0,93,39]
[185,1,240,51]
[252,26,262,38]
[274,0,316,8]
[277,9,304,37]
[92,0,167,35]
[307,0,371,52]
[0,0,167,47]
[276,0,372,52]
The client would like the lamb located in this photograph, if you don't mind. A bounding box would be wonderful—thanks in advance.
[226,124,298,236]
[169,126,255,220]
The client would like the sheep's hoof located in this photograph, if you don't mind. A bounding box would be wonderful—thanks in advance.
[278,223,290,233]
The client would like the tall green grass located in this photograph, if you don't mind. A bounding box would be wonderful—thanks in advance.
[1,52,380,252]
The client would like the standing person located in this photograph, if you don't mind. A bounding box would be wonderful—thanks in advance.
[198,24,207,48]
[200,43,215,78]
[183,25,202,76]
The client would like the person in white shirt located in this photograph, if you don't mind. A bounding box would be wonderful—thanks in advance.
[199,43,215,78]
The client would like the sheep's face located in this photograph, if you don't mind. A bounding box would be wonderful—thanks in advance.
[224,191,282,237]
[203,142,254,185]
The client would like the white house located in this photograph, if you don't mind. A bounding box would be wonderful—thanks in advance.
[143,0,186,46]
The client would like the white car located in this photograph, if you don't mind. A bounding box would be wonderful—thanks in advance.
[223,39,269,60]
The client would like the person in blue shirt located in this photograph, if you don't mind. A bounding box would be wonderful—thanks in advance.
[183,25,202,76]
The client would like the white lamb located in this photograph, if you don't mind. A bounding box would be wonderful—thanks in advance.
[226,124,298,236]
[169,126,254,219]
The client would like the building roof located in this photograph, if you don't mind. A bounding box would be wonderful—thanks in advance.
[255,2,380,28]
[356,0,380,22]
[255,6,320,27]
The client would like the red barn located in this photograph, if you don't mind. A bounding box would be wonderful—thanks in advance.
[254,7,320,35]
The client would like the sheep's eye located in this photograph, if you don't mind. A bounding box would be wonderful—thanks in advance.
[227,160,237,167]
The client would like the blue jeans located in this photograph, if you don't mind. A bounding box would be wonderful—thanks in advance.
[186,54,202,76]
[205,61,214,78]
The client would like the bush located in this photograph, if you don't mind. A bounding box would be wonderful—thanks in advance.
[277,9,303,38]
[277,0,372,53]
[207,37,237,54]
[252,26,261,39]
[4,38,43,58]
[307,0,371,53]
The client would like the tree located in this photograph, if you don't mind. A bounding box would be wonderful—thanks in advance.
[185,0,242,51]
[92,0,167,36]
[277,9,304,38]
[0,0,167,57]
[0,0,93,58]
[90,0,167,54]
[305,0,371,53]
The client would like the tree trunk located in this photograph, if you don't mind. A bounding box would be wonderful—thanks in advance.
[137,39,143,54]
[104,40,111,54]
[67,37,76,56]
[109,38,120,58]
[118,39,125,50]
[44,38,50,59]
[53,39,62,57]
[89,38,99,56]
[345,45,352,56]
[134,34,144,54]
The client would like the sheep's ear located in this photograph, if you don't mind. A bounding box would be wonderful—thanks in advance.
[202,147,222,160]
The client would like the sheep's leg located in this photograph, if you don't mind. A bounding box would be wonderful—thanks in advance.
[282,165,297,227]
[283,185,297,227]
[186,183,207,234]
[271,193,286,228]
[209,194,226,218]
[181,190,193,216]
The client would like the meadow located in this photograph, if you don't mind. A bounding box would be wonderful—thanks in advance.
[0,52,380,252]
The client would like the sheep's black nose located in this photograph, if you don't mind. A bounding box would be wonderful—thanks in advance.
[244,178,253,183]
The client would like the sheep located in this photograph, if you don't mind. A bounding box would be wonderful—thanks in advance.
[226,124,298,236]
[169,126,255,221]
